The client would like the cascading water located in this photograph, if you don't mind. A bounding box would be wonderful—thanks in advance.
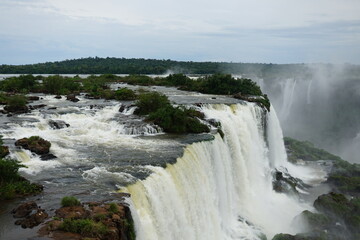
[123,103,315,240]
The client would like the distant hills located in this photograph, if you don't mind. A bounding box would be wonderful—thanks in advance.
[0,57,310,76]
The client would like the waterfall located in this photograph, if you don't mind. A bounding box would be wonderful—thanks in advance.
[123,103,310,240]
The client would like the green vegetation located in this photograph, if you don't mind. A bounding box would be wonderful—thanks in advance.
[284,137,343,162]
[134,92,210,134]
[6,95,27,107]
[134,92,170,115]
[61,196,81,207]
[148,105,210,134]
[0,158,42,200]
[108,202,119,213]
[114,88,137,100]
[0,57,317,76]
[60,218,108,237]
[42,75,81,94]
[0,75,37,93]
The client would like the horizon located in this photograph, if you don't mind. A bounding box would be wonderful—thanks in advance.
[1,56,360,67]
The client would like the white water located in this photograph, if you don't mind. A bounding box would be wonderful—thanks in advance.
[124,103,319,240]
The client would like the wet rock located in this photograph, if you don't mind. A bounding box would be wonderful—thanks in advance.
[0,145,9,158]
[48,120,70,129]
[27,96,40,101]
[66,94,80,102]
[12,201,38,218]
[4,105,29,114]
[15,136,51,155]
[28,104,47,110]
[48,107,57,110]
[272,169,308,194]
[40,153,57,160]
[54,95,62,99]
[15,208,48,228]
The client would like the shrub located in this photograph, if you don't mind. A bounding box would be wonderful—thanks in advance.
[148,105,210,134]
[0,158,25,183]
[134,92,170,115]
[114,88,137,100]
[0,75,37,93]
[61,196,81,207]
[60,218,108,237]
[6,95,27,109]
[108,202,119,213]
[0,158,42,200]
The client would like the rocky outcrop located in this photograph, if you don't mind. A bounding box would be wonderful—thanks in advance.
[40,200,136,240]
[48,120,70,129]
[12,201,48,228]
[15,136,51,155]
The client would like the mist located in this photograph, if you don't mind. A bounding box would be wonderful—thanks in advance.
[232,63,360,163]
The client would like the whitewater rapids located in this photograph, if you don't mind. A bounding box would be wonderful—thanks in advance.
[124,103,319,240]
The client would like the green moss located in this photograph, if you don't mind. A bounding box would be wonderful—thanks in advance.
[283,137,343,162]
[61,196,81,207]
[124,218,136,240]
[301,210,331,228]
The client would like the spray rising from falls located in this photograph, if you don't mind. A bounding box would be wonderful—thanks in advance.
[124,103,314,240]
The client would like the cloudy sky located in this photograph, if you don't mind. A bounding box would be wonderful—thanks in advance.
[1,0,360,64]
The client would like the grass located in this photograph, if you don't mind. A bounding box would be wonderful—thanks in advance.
[61,196,81,207]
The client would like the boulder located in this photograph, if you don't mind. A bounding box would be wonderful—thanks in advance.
[28,104,47,110]
[40,153,57,160]
[15,209,48,228]
[4,105,29,114]
[48,120,70,129]
[66,94,80,102]
[15,136,51,155]
[12,201,38,218]
[54,95,62,99]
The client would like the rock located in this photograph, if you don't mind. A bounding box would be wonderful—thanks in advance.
[48,107,57,110]
[4,105,29,114]
[15,209,48,228]
[12,201,38,218]
[54,95,62,99]
[40,153,57,160]
[27,96,40,101]
[66,94,80,102]
[48,120,70,129]
[55,206,89,219]
[28,104,47,110]
[0,145,9,158]
[15,136,51,155]
[119,105,126,112]
[314,192,351,217]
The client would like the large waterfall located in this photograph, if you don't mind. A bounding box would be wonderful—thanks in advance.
[124,103,312,240]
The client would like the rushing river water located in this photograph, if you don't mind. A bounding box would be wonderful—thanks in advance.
[0,84,329,240]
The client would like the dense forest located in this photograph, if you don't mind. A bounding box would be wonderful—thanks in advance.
[0,57,313,76]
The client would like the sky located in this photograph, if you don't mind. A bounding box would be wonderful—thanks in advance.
[0,0,360,64]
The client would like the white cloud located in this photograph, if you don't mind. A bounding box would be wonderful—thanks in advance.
[0,0,360,64]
